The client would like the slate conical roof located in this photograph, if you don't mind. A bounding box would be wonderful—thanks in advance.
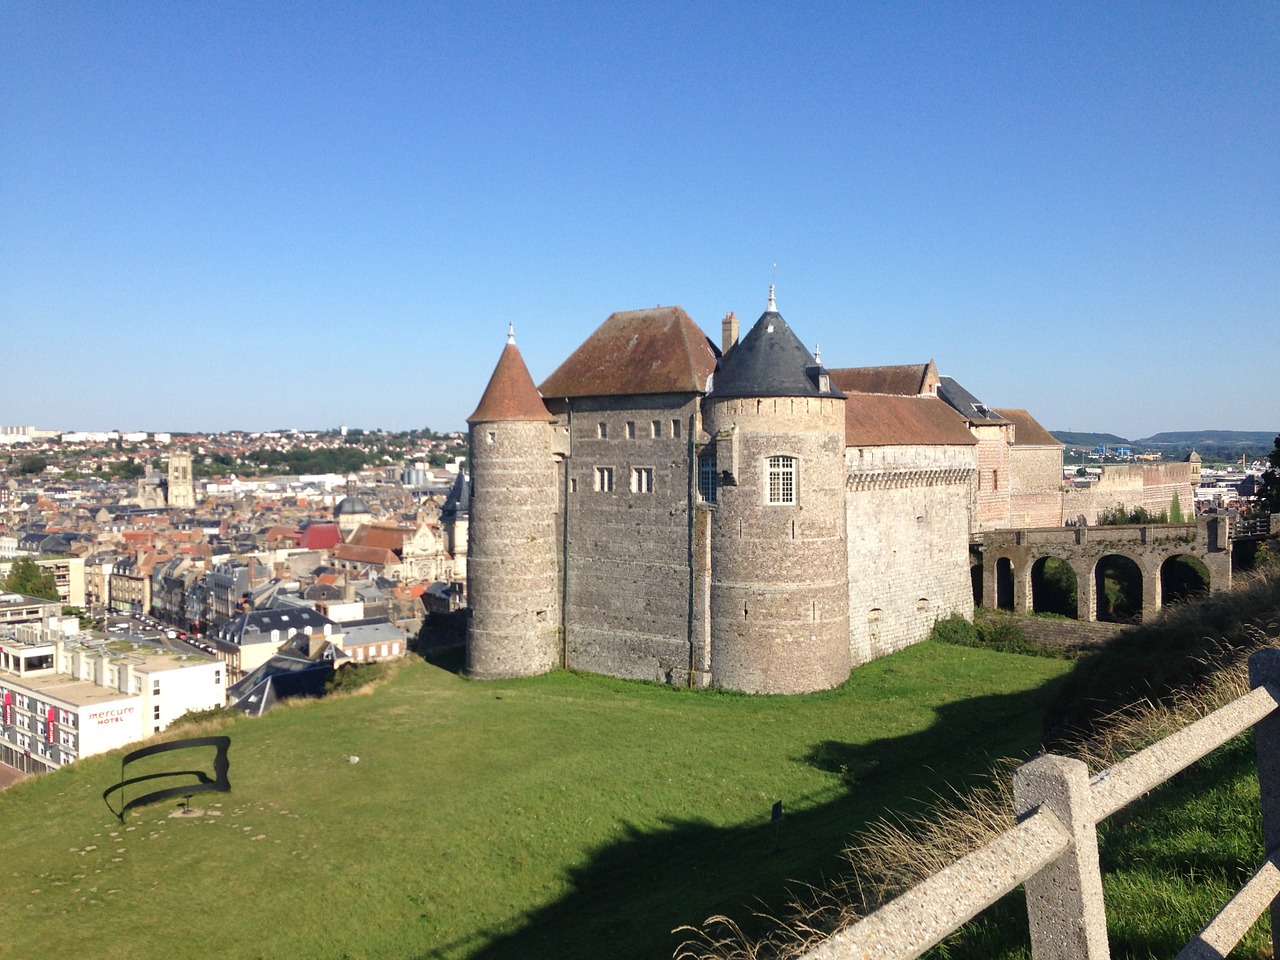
[467,330,554,424]
[709,289,844,400]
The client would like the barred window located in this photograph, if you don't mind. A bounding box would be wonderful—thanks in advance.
[766,455,796,505]
[698,456,717,504]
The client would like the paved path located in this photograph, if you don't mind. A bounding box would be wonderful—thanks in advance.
[0,764,28,790]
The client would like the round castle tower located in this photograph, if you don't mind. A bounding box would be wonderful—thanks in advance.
[704,288,850,693]
[465,326,561,679]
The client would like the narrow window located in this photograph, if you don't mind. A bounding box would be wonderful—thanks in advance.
[993,469,1000,491]
[595,466,614,492]
[766,455,796,505]
[651,420,661,438]
[486,431,496,445]
[698,456,717,504]
[626,421,636,439]
[631,467,654,493]
[671,419,681,439]
[569,477,578,494]
[597,422,607,440]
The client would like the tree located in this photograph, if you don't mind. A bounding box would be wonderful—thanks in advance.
[1,557,60,601]
[1169,491,1184,523]
[1257,435,1280,515]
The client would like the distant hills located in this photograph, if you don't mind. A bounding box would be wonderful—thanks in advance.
[1051,430,1276,464]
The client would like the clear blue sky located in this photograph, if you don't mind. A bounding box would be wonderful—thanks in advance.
[3,2,1276,439]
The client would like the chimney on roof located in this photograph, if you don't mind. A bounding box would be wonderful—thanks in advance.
[721,311,739,354]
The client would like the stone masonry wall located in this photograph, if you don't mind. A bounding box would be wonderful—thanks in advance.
[971,424,1014,533]
[466,419,561,679]
[707,395,850,693]
[1007,445,1064,529]
[1062,461,1196,525]
[550,394,702,685]
[846,447,975,664]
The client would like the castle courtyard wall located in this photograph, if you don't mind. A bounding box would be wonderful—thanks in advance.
[1007,445,1065,528]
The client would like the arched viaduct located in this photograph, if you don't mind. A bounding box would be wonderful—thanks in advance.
[979,515,1234,624]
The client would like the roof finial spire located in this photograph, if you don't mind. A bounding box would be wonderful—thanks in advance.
[814,343,822,364]
[767,283,776,312]
[506,323,516,345]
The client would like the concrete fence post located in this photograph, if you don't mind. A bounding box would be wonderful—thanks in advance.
[1013,754,1111,960]
[1248,649,1280,960]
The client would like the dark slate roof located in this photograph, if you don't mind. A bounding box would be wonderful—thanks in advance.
[937,377,1008,425]
[441,471,470,519]
[539,306,719,398]
[334,496,371,516]
[993,408,1061,447]
[845,395,977,447]
[709,305,844,400]
[468,335,554,424]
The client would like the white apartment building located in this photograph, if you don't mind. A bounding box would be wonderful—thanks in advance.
[0,622,226,775]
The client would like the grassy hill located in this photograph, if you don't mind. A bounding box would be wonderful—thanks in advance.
[0,644,1068,960]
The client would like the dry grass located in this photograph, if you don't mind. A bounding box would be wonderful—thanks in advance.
[676,565,1280,960]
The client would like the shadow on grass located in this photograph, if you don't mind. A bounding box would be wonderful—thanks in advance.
[420,679,1063,960]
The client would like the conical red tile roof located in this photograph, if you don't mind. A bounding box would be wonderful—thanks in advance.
[468,338,554,423]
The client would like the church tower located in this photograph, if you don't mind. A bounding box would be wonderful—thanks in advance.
[167,448,196,509]
[703,288,850,693]
[465,327,561,679]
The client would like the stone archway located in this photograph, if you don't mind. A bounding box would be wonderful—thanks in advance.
[1160,554,1211,606]
[1094,554,1143,623]
[995,557,1015,611]
[1031,556,1078,618]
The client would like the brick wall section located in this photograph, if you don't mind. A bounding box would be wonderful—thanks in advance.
[551,395,702,685]
[707,395,850,693]
[465,419,561,678]
[1063,461,1196,524]
[1007,445,1065,528]
[846,448,976,664]
[972,424,1013,532]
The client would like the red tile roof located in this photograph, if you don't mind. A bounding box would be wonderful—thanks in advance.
[333,544,399,566]
[347,524,406,552]
[468,339,554,424]
[994,408,1061,446]
[845,394,977,447]
[829,362,938,397]
[539,306,718,398]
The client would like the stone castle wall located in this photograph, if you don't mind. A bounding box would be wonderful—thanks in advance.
[846,447,975,664]
[971,424,1014,532]
[549,394,703,685]
[466,419,561,679]
[1007,445,1064,529]
[1063,461,1196,525]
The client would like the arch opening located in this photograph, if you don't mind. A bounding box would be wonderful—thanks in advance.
[969,545,983,607]
[1095,554,1143,623]
[1161,554,1210,606]
[1031,556,1077,619]
[995,557,1014,611]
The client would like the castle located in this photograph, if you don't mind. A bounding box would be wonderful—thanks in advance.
[464,290,1186,693]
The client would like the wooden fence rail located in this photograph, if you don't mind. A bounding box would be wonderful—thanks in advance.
[797,648,1280,960]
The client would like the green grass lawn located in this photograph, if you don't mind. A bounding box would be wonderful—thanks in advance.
[0,642,1068,960]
